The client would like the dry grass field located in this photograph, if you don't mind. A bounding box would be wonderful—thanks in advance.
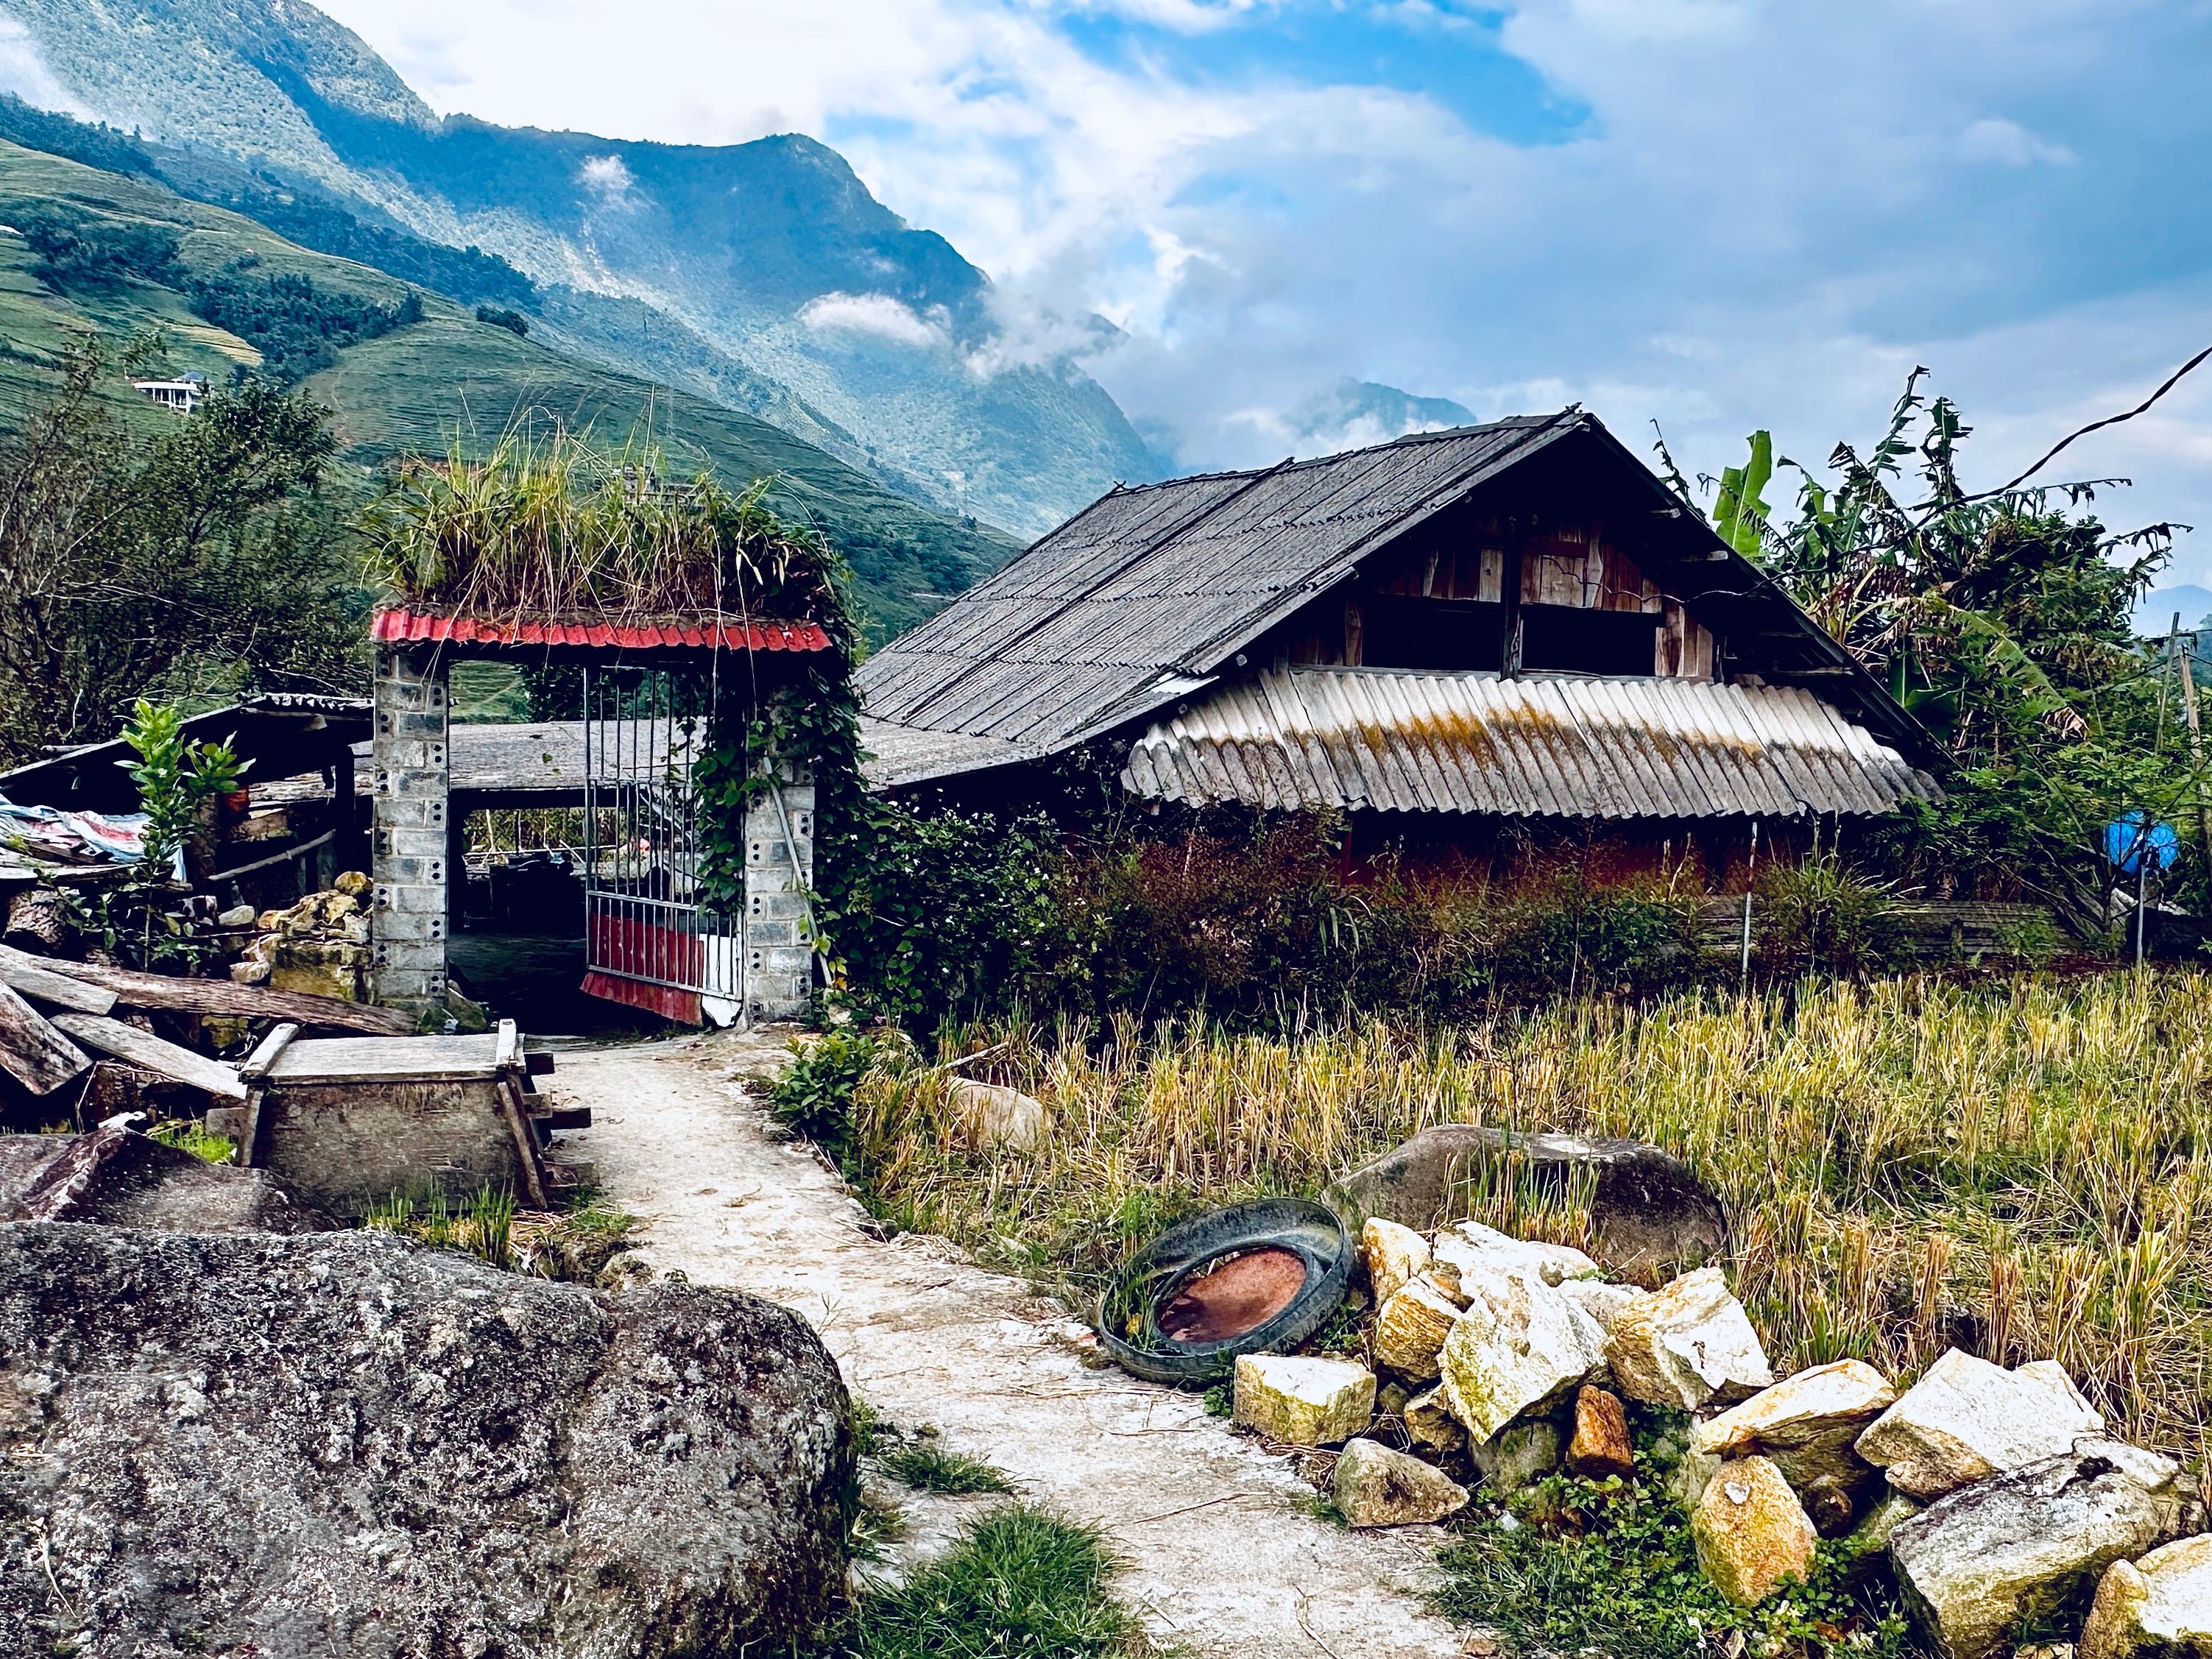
[850,972,2212,1488]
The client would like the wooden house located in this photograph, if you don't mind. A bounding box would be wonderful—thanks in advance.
[855,409,1943,886]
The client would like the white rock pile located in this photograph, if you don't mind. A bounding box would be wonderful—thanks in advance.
[1227,1214,2208,1659]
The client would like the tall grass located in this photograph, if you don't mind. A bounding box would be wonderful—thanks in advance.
[852,974,2212,1486]
[364,425,836,625]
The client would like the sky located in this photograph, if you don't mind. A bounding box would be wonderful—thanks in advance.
[313,0,2212,581]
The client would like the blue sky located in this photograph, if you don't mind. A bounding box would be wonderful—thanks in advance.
[320,0,2212,579]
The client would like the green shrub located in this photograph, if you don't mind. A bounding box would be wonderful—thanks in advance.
[768,1029,894,1162]
[1754,852,1903,978]
[824,803,1066,1030]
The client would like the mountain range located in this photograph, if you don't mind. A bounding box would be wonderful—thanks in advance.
[0,0,1486,629]
[0,0,1158,540]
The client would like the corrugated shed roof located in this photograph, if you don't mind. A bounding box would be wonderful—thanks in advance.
[371,609,833,653]
[858,718,1047,790]
[857,415,1577,749]
[1123,668,1937,818]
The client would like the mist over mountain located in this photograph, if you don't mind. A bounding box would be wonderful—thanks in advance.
[0,0,1159,537]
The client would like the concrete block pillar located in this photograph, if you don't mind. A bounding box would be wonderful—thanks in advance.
[370,646,450,1013]
[743,758,816,1023]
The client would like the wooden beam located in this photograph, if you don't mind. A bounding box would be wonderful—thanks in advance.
[49,1012,248,1101]
[0,953,118,1016]
[239,1022,301,1084]
[1499,528,1525,679]
[0,980,90,1096]
[0,945,411,1036]
[495,1072,549,1209]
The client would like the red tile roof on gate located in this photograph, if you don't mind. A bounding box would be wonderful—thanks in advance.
[370,607,833,652]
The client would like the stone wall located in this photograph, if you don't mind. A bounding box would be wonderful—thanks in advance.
[743,761,816,1023]
[370,647,450,1012]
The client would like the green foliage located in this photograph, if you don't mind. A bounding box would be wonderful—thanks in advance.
[875,1441,1017,1496]
[205,185,535,308]
[1711,372,2177,917]
[4,200,420,380]
[9,198,180,289]
[365,424,845,625]
[1754,850,1904,978]
[186,265,420,381]
[1433,1413,1909,1659]
[117,699,249,870]
[364,1183,517,1269]
[475,305,529,336]
[827,802,1066,1029]
[1711,427,1775,560]
[834,1507,1148,1659]
[0,338,363,763]
[149,1117,236,1164]
[768,1029,893,1163]
[0,94,158,177]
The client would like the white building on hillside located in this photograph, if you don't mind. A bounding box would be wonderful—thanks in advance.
[131,370,208,414]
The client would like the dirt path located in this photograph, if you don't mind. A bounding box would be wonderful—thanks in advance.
[551,1030,1468,1659]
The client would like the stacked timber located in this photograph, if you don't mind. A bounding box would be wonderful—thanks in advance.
[0,940,409,1119]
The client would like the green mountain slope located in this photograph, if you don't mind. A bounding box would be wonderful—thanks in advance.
[1,0,1161,537]
[0,139,1017,638]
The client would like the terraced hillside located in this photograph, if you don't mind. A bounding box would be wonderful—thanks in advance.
[0,140,1017,640]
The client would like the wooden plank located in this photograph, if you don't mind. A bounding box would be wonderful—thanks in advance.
[0,980,90,1095]
[0,945,412,1036]
[266,1033,501,1086]
[238,1022,301,1083]
[49,1012,246,1101]
[0,953,117,1016]
[495,1072,549,1209]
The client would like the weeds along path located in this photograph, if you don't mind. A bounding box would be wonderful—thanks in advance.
[551,1030,1466,1659]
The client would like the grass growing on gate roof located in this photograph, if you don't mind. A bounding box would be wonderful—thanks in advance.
[843,973,2212,1493]
[363,423,841,626]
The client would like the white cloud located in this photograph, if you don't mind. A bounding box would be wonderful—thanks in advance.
[577,153,637,207]
[309,0,2212,576]
[799,291,949,348]
[1959,117,2076,167]
[0,16,93,117]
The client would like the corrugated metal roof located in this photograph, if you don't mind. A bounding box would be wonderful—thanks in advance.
[371,608,833,653]
[1122,668,1937,818]
[857,416,1577,749]
[858,719,1047,790]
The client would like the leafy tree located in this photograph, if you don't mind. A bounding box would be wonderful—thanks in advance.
[0,337,367,763]
[1702,372,2179,916]
[10,199,181,289]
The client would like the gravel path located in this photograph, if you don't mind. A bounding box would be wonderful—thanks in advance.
[550,1029,1469,1659]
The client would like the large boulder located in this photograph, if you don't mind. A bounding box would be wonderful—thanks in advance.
[1692,1359,1894,1530]
[1691,1455,1819,1606]
[1607,1267,1773,1412]
[1855,1348,2105,1501]
[0,1221,852,1658]
[1887,1440,2186,1659]
[1438,1260,1608,1440]
[1332,1125,1727,1284]
[2080,1534,2212,1659]
[0,1126,329,1233]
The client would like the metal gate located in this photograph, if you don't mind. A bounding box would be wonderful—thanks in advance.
[579,669,743,1025]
